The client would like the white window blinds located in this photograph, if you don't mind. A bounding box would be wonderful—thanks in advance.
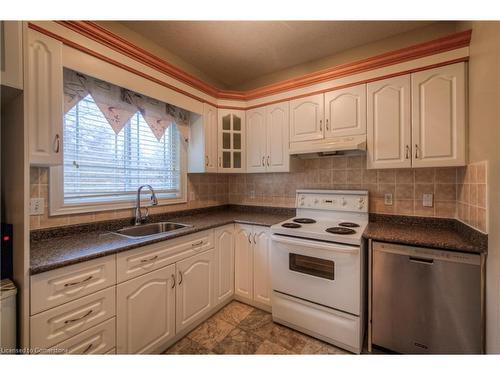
[63,94,182,204]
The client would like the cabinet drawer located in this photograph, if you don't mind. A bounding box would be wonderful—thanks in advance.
[117,230,214,283]
[31,255,116,314]
[47,318,116,354]
[30,286,115,349]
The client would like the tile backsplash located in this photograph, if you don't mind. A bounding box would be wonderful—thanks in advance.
[457,161,488,233]
[30,168,229,229]
[30,156,488,233]
[228,156,459,219]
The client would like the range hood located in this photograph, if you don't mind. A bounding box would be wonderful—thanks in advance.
[289,134,367,157]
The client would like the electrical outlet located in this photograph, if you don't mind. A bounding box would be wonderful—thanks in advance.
[384,193,393,206]
[30,198,45,215]
[423,193,434,207]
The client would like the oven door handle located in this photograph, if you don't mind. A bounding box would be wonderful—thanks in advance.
[271,234,359,254]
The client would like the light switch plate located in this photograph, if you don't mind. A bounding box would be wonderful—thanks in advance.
[384,193,393,206]
[423,193,434,207]
[30,198,45,215]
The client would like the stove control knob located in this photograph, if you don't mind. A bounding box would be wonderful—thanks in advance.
[358,198,365,209]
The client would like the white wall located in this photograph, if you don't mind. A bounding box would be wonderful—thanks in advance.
[458,21,500,354]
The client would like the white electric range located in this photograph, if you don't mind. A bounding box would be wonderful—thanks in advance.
[270,190,368,354]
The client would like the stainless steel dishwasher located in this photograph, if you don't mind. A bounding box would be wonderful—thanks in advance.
[371,241,483,354]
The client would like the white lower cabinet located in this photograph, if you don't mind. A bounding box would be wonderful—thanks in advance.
[253,227,272,306]
[234,224,271,309]
[234,224,254,300]
[215,225,235,305]
[175,249,216,333]
[48,318,116,354]
[117,264,176,354]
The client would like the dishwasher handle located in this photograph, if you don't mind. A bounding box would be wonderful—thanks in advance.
[409,256,434,265]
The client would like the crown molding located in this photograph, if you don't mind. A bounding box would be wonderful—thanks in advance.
[55,21,471,102]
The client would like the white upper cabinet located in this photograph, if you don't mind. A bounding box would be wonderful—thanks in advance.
[266,102,290,172]
[289,93,324,142]
[246,102,290,173]
[325,84,366,138]
[218,109,246,173]
[1,21,23,89]
[411,63,466,167]
[188,103,218,173]
[367,75,412,169]
[246,107,267,173]
[203,103,218,173]
[27,29,63,166]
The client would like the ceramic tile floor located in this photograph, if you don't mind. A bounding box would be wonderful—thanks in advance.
[164,301,350,355]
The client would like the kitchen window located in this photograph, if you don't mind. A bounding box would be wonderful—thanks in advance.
[50,69,188,215]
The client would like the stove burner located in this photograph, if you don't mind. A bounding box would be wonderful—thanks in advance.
[325,227,357,235]
[293,218,317,224]
[282,222,302,229]
[338,222,360,228]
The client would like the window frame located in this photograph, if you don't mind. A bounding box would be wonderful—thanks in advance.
[49,92,188,217]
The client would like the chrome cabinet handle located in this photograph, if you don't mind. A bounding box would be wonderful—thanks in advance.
[140,255,158,263]
[171,274,176,289]
[405,145,410,159]
[64,309,93,324]
[64,276,93,288]
[319,120,323,131]
[326,119,329,131]
[266,156,270,167]
[54,134,60,153]
[205,155,209,167]
[248,234,251,244]
[253,233,257,244]
[218,156,222,167]
[82,343,93,354]
[178,271,183,285]
[415,144,419,159]
[262,156,265,166]
[192,240,204,247]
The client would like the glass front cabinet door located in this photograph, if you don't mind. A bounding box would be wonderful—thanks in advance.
[217,109,246,173]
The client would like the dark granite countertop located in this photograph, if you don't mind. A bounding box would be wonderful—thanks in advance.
[31,206,488,275]
[30,206,294,275]
[363,214,487,255]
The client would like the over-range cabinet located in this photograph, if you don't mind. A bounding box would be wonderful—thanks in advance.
[370,241,484,354]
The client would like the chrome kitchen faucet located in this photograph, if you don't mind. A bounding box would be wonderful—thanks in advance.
[135,185,158,225]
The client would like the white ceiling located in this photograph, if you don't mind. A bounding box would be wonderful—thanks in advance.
[120,21,436,89]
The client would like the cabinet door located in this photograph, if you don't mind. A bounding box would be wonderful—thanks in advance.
[289,93,324,142]
[176,249,215,333]
[204,103,218,172]
[411,63,466,167]
[325,84,366,138]
[367,75,411,169]
[218,109,246,173]
[234,224,253,300]
[246,107,267,173]
[266,102,290,172]
[116,265,176,354]
[253,227,271,307]
[27,29,63,166]
[0,21,23,89]
[214,225,235,305]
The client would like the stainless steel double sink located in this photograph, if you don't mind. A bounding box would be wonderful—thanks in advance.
[114,222,192,238]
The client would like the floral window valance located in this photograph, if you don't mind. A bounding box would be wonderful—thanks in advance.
[63,68,190,142]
